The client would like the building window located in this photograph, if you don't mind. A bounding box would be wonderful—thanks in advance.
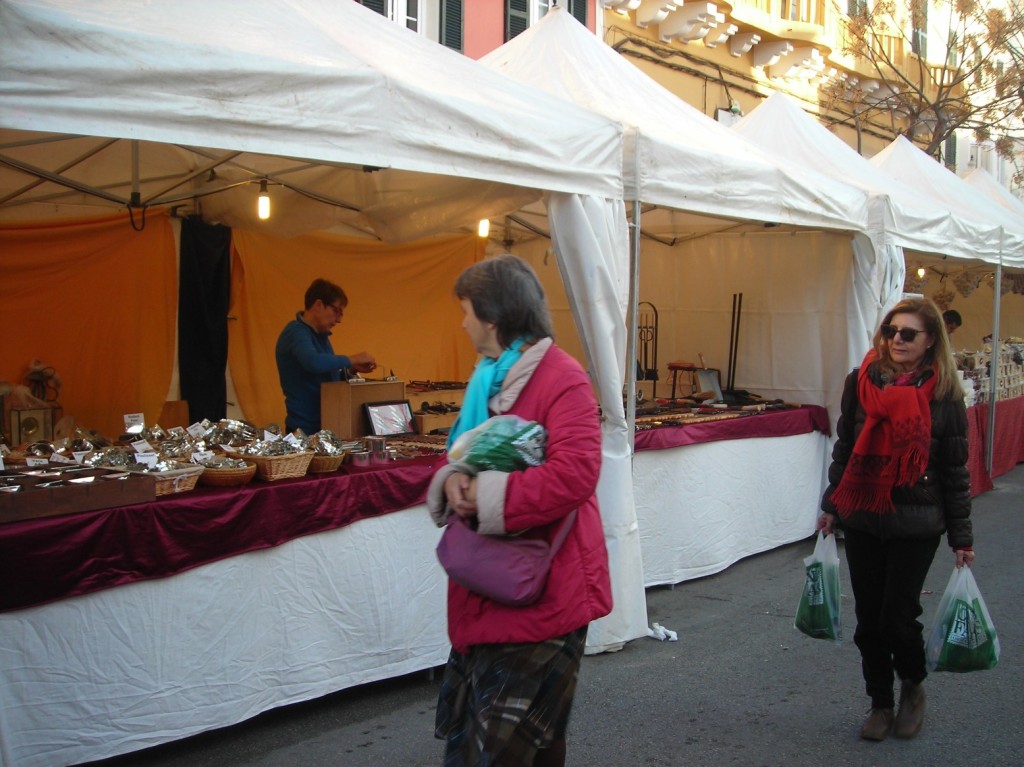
[783,0,820,25]
[943,134,957,169]
[506,0,564,41]
[568,0,587,25]
[911,0,927,58]
[847,0,867,16]
[439,0,463,52]
[355,1,421,33]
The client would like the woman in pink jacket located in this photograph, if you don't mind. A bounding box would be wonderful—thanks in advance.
[427,254,612,767]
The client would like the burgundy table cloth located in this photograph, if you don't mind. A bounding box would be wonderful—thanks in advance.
[0,457,442,612]
[634,405,831,452]
[966,396,1024,496]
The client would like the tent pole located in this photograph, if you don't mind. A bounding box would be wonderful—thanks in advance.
[984,247,1003,476]
[625,197,641,453]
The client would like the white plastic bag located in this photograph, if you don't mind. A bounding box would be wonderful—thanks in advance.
[794,532,842,641]
[925,566,1000,673]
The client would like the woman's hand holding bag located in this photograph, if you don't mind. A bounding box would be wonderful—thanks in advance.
[795,532,842,641]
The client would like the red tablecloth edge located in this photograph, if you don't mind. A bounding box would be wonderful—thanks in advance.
[966,397,1024,497]
[634,405,831,453]
[0,455,445,613]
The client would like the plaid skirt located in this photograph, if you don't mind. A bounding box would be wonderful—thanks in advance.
[435,626,588,767]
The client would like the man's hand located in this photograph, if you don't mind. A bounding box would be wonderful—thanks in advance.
[349,352,377,373]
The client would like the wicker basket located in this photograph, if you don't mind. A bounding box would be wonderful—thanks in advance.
[197,461,258,487]
[308,453,346,474]
[250,451,314,482]
[153,465,205,496]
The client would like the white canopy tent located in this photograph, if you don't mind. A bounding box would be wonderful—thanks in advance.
[734,93,981,260]
[963,167,1024,219]
[869,137,1024,268]
[0,1,644,764]
[479,8,875,587]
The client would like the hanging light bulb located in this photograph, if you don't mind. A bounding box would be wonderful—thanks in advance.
[477,218,490,238]
[257,180,270,220]
[917,266,926,278]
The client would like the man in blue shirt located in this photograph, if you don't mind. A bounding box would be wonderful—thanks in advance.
[275,278,377,433]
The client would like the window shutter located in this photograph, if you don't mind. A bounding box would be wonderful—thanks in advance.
[568,0,587,25]
[506,0,529,41]
[440,0,463,52]
[943,134,957,170]
[356,0,387,15]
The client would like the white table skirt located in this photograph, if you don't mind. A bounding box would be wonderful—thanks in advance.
[0,432,829,767]
[0,505,450,767]
[634,432,829,586]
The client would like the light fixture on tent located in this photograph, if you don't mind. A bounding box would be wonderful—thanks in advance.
[257,179,270,220]
[917,266,927,278]
[477,218,490,238]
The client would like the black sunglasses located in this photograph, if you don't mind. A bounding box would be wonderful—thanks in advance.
[880,324,924,342]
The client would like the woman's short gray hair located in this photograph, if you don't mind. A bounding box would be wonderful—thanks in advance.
[454,254,553,348]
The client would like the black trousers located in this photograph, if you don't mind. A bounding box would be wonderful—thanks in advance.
[843,528,941,709]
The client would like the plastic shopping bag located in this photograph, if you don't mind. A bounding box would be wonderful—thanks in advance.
[794,532,842,641]
[925,566,1000,673]
[448,415,547,473]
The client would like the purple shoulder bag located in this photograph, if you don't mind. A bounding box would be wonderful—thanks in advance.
[435,509,578,606]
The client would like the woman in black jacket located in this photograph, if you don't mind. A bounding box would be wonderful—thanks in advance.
[817,297,974,743]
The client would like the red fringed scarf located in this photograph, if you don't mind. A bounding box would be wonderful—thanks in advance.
[831,349,937,517]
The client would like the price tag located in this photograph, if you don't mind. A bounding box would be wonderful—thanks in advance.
[49,453,74,464]
[123,413,146,435]
[26,457,49,467]
[187,422,207,439]
[72,450,91,464]
[136,453,159,468]
[284,433,301,445]
[191,450,214,464]
[264,429,281,442]
[220,444,237,453]
[0,455,5,471]
[131,439,155,454]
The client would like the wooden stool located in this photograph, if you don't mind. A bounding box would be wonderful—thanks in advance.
[667,362,698,400]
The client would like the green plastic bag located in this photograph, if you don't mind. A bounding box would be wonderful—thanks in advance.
[926,566,1000,673]
[448,415,547,473]
[795,532,842,641]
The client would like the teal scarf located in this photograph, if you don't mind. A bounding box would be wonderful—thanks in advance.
[447,338,525,450]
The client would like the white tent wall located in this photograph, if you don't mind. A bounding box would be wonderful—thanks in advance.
[548,193,648,654]
[632,230,887,432]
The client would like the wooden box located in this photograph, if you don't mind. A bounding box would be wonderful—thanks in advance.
[0,466,156,524]
[321,380,406,439]
[413,412,459,435]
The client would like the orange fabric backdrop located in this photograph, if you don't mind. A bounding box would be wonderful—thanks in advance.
[1,211,177,440]
[229,230,482,428]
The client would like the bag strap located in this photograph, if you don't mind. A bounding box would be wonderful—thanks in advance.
[546,509,578,563]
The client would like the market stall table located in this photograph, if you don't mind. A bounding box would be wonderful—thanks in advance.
[633,406,831,587]
[965,396,1024,496]
[0,459,451,767]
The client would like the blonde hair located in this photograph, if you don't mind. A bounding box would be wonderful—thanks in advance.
[873,297,959,400]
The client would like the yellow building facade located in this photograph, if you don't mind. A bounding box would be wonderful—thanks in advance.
[597,0,972,161]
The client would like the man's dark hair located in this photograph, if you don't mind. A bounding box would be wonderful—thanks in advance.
[942,309,962,327]
[304,278,347,310]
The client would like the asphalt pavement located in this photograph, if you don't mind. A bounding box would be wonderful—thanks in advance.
[86,464,1023,767]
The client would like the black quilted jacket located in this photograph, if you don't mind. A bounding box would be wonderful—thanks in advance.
[820,365,973,549]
